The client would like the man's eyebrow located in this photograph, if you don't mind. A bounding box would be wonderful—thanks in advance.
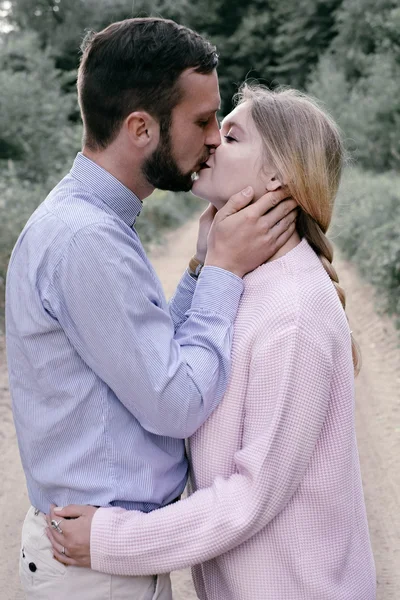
[196,107,221,119]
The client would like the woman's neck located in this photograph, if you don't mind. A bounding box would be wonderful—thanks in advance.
[267,229,301,263]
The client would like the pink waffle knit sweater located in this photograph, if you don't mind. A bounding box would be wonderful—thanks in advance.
[91,239,376,599]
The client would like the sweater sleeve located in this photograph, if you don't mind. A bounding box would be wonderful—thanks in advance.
[90,325,332,576]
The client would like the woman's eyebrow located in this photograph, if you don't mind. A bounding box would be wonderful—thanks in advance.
[221,119,245,134]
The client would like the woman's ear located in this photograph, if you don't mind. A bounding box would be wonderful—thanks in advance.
[266,176,282,192]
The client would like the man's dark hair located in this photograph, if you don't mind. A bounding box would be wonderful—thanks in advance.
[77,18,218,150]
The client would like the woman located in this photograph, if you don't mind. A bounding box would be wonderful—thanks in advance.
[48,85,376,599]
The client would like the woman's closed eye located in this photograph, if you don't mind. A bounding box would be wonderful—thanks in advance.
[224,134,237,143]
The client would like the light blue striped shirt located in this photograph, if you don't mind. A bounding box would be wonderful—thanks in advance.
[6,153,243,514]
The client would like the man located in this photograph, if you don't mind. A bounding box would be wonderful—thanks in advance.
[6,17,296,599]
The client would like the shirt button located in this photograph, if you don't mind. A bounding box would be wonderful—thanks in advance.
[29,562,37,572]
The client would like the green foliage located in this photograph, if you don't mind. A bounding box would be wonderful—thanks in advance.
[4,0,343,113]
[1,0,399,328]
[308,0,400,172]
[272,0,343,88]
[136,190,200,248]
[328,0,400,81]
[0,31,81,181]
[332,168,400,326]
[309,53,400,171]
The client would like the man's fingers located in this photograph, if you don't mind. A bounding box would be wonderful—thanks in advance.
[250,189,293,217]
[261,202,297,232]
[273,220,297,249]
[264,210,297,241]
[258,208,296,238]
[200,203,217,221]
[252,190,297,223]
[218,187,254,218]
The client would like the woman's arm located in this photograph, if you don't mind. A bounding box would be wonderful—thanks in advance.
[49,325,332,575]
[89,325,332,576]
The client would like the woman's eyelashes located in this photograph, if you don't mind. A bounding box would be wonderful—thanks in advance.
[224,134,237,143]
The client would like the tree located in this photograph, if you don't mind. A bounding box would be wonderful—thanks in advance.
[328,0,399,82]
[308,0,400,171]
[0,30,80,181]
[270,0,343,89]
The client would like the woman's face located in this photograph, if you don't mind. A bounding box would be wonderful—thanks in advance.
[192,101,278,209]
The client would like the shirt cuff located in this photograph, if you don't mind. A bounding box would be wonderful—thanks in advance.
[190,266,243,323]
[169,270,197,325]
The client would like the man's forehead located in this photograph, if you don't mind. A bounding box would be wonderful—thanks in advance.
[178,68,220,112]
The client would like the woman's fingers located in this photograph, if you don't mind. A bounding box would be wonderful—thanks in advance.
[46,524,85,566]
[46,523,65,547]
[45,527,76,566]
[51,546,78,567]
[51,503,85,519]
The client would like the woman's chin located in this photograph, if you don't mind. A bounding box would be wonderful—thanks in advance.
[191,173,225,210]
[191,178,213,201]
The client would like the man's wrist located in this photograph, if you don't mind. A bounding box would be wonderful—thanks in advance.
[204,258,243,279]
[188,255,204,280]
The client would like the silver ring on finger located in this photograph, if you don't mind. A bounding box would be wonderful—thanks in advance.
[61,546,66,556]
[51,518,63,534]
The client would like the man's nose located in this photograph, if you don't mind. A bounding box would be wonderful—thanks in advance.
[205,117,221,149]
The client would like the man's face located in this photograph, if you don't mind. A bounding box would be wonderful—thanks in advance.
[143,69,221,192]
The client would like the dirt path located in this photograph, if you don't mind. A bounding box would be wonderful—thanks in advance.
[0,215,399,599]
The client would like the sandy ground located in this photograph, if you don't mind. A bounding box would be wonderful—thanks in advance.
[0,215,399,599]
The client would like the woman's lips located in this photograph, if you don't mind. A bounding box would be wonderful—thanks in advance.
[191,160,211,181]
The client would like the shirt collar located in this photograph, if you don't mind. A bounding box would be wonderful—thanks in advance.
[70,152,143,227]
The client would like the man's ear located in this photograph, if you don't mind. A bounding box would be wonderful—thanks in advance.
[266,175,283,192]
[125,111,159,148]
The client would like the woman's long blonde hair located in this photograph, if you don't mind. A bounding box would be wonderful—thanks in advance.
[238,84,361,374]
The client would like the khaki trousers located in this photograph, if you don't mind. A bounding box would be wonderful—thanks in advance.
[19,506,173,600]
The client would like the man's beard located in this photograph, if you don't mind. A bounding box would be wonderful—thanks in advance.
[143,125,194,192]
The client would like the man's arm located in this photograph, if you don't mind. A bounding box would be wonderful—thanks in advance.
[169,204,217,333]
[49,220,242,439]
[168,269,197,333]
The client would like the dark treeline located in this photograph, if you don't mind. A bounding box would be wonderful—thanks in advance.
[2,0,399,178]
[0,0,399,326]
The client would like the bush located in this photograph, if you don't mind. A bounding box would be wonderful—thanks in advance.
[136,189,200,248]
[332,168,400,326]
[309,53,400,172]
[0,31,81,182]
